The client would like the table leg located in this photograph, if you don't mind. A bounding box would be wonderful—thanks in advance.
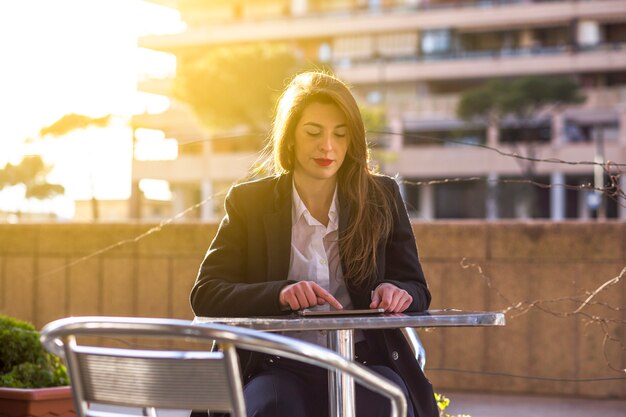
[327,329,355,417]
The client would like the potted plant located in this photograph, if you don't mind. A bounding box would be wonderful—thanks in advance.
[0,315,73,417]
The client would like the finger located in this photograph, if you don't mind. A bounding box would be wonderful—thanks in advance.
[312,285,343,309]
[302,283,319,307]
[279,285,298,310]
[285,293,300,311]
[387,290,403,313]
[387,293,402,312]
[392,292,412,313]
[398,297,412,312]
[317,296,326,305]
[379,290,394,310]
[403,294,413,310]
[369,289,381,308]
[294,287,311,309]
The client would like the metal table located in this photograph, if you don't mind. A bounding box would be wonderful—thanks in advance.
[194,309,505,417]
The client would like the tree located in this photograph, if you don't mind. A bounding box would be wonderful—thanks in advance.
[40,114,110,136]
[458,77,584,123]
[39,113,111,221]
[457,76,585,218]
[173,44,317,138]
[361,105,395,170]
[0,156,64,218]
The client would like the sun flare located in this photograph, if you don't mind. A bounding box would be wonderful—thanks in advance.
[0,0,182,213]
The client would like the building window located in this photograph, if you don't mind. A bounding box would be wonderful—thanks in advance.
[577,21,601,47]
[534,26,569,48]
[421,29,452,56]
[604,22,626,43]
[499,122,551,144]
[333,35,374,62]
[498,176,551,219]
[403,127,486,147]
[318,42,332,62]
[134,129,178,161]
[376,32,418,58]
[434,180,486,219]
[402,180,421,217]
[564,174,619,219]
[565,120,619,143]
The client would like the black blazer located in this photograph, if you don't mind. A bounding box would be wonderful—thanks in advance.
[191,173,438,417]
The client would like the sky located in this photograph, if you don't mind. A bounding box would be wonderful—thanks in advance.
[0,0,181,216]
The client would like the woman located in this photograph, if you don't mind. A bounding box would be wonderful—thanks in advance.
[190,72,438,417]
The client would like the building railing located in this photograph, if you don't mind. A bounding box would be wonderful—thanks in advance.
[385,86,626,119]
[312,0,568,16]
[336,42,626,67]
[189,0,578,24]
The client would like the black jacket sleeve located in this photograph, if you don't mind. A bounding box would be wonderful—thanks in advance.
[190,185,295,317]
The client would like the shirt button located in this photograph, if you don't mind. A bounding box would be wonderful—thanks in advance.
[320,259,327,265]
[392,351,399,361]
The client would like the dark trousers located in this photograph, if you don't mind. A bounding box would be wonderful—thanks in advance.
[192,341,415,417]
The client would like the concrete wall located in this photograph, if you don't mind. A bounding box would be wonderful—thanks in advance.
[0,222,623,398]
[414,222,625,399]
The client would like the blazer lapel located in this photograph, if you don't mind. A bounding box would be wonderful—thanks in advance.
[338,187,351,236]
[263,174,292,282]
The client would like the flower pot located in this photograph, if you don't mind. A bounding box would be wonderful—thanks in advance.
[0,386,74,417]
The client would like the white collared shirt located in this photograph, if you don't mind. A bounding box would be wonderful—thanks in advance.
[287,182,355,347]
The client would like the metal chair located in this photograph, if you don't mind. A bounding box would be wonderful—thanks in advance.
[41,316,407,417]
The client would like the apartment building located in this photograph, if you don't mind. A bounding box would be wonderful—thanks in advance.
[133,0,626,220]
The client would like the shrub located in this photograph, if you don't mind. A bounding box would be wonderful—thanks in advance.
[0,315,69,388]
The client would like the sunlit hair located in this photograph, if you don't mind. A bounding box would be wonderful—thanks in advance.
[262,71,395,288]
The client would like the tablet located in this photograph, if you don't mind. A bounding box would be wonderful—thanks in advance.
[298,308,385,317]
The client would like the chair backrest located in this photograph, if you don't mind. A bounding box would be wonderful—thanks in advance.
[41,316,407,417]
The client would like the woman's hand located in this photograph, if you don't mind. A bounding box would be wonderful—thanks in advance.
[279,281,343,311]
[369,283,413,313]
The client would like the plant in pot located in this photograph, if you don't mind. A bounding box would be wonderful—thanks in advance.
[0,315,73,417]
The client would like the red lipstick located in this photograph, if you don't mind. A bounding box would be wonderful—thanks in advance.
[314,158,333,166]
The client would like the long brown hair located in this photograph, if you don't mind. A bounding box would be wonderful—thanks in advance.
[262,71,396,288]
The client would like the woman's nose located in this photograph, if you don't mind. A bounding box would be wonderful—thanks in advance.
[319,133,333,151]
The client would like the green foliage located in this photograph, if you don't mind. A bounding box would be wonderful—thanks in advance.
[457,76,584,122]
[0,315,69,388]
[40,114,111,137]
[435,392,471,417]
[174,43,314,131]
[360,105,386,137]
[25,183,65,200]
[457,80,505,122]
[0,156,64,201]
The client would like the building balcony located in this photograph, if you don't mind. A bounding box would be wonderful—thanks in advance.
[137,72,626,124]
[133,105,205,143]
[132,152,257,183]
[391,141,626,177]
[145,0,176,7]
[337,43,626,84]
[384,85,626,123]
[137,76,173,96]
[139,0,626,52]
